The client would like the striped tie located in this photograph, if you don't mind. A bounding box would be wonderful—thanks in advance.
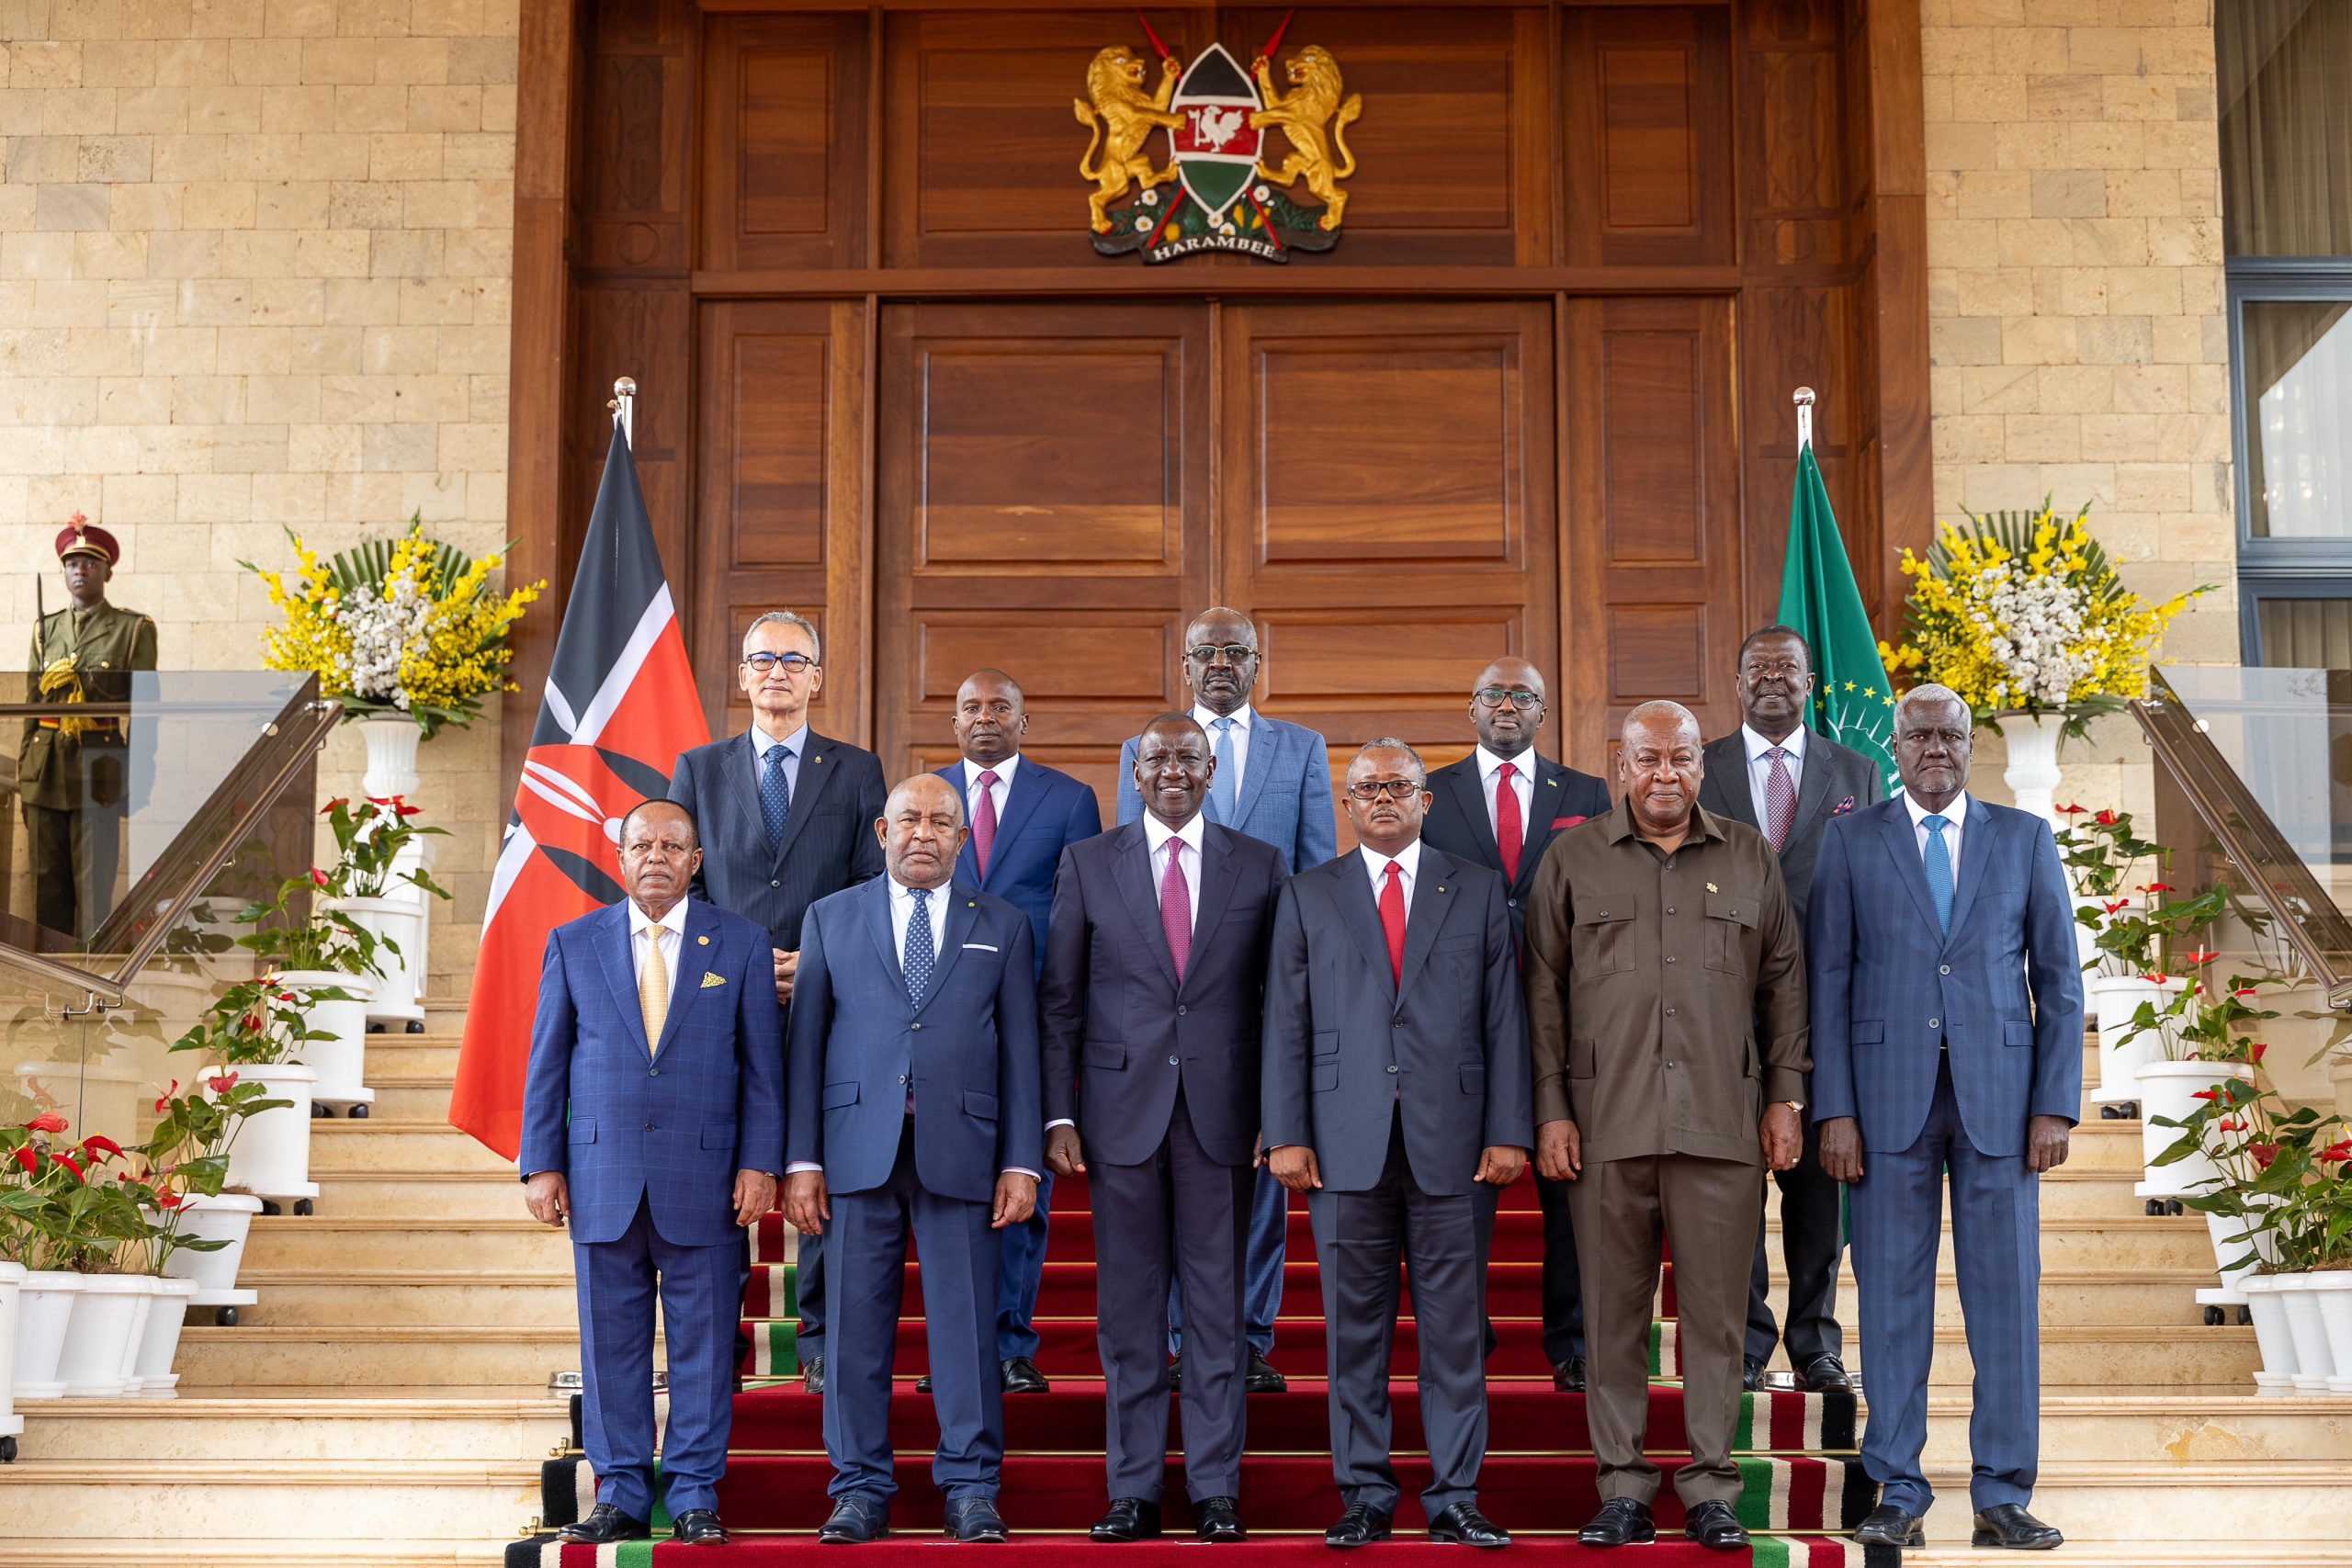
[639,928,670,1055]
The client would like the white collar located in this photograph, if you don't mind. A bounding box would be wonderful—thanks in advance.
[963,752,1021,788]
[1143,810,1206,857]
[1360,836,1424,883]
[1903,790,1969,829]
[1193,702,1254,734]
[889,876,947,903]
[1743,723,1807,765]
[750,721,808,759]
[628,897,690,940]
[1476,743,1538,782]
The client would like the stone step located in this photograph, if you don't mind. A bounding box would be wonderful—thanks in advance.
[334,1076,452,1121]
[241,1216,569,1272]
[309,1168,527,1219]
[350,1035,463,1079]
[0,1459,535,1547]
[301,1120,516,1176]
[232,1271,583,1327]
[0,1544,510,1568]
[14,1391,568,1463]
[1916,1461,2352,1546]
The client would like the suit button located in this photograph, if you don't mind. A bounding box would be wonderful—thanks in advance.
[1667,1062,1678,1070]
[1665,1007,1677,1018]
[1177,1005,1187,1016]
[1386,1065,1399,1074]
[1393,1018,1404,1028]
[1928,1018,1940,1030]
[1939,964,1951,976]
[1168,1055,1179,1066]
[646,1122,655,1131]
[1667,907,1676,915]
[1665,955,1676,964]
[648,1067,659,1077]
[911,1021,922,1031]
[1508,897,1518,908]
[771,879,779,888]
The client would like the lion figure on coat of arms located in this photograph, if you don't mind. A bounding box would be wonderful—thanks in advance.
[1074,45,1182,234]
[1250,45,1363,231]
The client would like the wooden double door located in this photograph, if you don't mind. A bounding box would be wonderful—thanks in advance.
[695,292,1743,818]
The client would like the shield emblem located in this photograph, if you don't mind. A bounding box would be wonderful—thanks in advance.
[1167,44,1262,223]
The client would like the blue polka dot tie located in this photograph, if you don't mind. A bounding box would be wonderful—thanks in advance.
[903,889,934,1009]
[761,743,792,853]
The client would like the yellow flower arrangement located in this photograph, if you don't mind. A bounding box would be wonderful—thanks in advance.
[1877,502,2205,724]
[246,518,542,739]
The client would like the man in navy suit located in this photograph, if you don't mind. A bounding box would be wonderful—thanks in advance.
[521,799,784,1549]
[1041,713,1286,1543]
[1115,606,1336,1391]
[669,608,887,1395]
[1809,684,2082,1551]
[783,773,1046,1544]
[933,668,1101,1395]
[1419,655,1610,1393]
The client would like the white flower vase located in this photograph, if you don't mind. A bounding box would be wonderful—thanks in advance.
[56,1275,147,1397]
[130,1276,197,1398]
[2278,1274,2337,1393]
[323,894,425,1032]
[220,1063,321,1207]
[0,1260,24,1447]
[2242,1275,2301,1393]
[357,714,423,798]
[280,967,376,1114]
[11,1271,84,1400]
[2308,1272,2352,1395]
[1994,711,2066,831]
[2208,1210,2263,1288]
[2133,1061,2254,1196]
[162,1194,264,1296]
[2087,974,2186,1110]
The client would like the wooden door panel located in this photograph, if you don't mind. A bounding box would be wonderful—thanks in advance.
[694,299,869,742]
[1563,294,1742,771]
[876,300,1213,808]
[698,12,870,272]
[1562,6,1736,268]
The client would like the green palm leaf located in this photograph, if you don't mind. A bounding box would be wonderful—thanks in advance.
[311,513,478,597]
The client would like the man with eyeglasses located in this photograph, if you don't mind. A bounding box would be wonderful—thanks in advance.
[1695,626,1882,1397]
[1420,656,1610,1394]
[1115,606,1337,1393]
[1262,739,1530,1550]
[669,608,888,1396]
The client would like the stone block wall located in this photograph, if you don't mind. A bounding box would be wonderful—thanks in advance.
[0,0,521,992]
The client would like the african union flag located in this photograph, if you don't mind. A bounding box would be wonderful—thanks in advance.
[1777,444,1899,794]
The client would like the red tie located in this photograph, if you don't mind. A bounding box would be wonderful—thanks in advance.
[972,769,1000,876]
[1379,861,1406,986]
[1495,761,1523,885]
[1160,839,1191,980]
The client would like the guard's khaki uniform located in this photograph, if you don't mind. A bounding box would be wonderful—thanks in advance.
[23,597,156,940]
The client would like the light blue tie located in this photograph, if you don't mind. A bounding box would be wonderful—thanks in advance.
[1923,814,1954,933]
[760,741,792,852]
[1208,716,1238,825]
[903,889,934,1008]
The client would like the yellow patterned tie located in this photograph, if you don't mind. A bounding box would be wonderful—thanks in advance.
[639,928,670,1055]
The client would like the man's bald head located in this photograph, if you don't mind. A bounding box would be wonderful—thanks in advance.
[1469,656,1546,758]
[876,773,968,890]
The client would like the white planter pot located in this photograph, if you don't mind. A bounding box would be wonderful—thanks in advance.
[279,967,377,1111]
[0,1260,23,1424]
[1994,711,2065,830]
[113,1276,159,1395]
[356,714,423,800]
[2134,1061,2255,1194]
[220,1063,321,1203]
[2277,1273,2337,1393]
[12,1271,84,1400]
[130,1276,197,1398]
[2088,975,2187,1107]
[2242,1275,2301,1393]
[323,895,425,1029]
[56,1275,146,1397]
[161,1193,265,1294]
[2306,1272,2352,1396]
[2208,1210,2264,1286]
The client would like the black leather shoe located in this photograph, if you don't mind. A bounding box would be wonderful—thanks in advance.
[802,1355,825,1395]
[560,1503,650,1544]
[819,1496,888,1544]
[1246,1348,1287,1393]
[945,1495,1009,1543]
[916,1372,933,1392]
[1001,1355,1049,1393]
[1553,1356,1586,1392]
[1091,1498,1161,1542]
[672,1509,729,1546]
[1973,1504,2063,1550]
[1796,1353,1852,1393]
[1683,1499,1748,1551]
[1168,1353,1182,1388]
[1853,1504,1927,1549]
[1428,1501,1510,1547]
[1740,1356,1764,1392]
[1194,1495,1246,1542]
[1325,1503,1393,1549]
[1578,1498,1656,1548]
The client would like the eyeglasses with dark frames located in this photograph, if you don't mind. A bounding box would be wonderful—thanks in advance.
[742,651,817,675]
[1345,778,1427,802]
[1473,687,1543,710]
[1186,643,1259,665]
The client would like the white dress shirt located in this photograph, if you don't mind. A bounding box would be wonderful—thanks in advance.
[1475,745,1536,842]
[1743,723,1808,829]
[1902,789,1969,897]
[1141,809,1206,931]
[750,719,808,798]
[1193,702,1253,796]
[1359,836,1423,917]
[627,896,689,1013]
[961,751,1020,830]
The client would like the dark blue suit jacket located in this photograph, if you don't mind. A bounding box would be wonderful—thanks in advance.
[669,728,887,952]
[518,898,786,1247]
[1807,795,2085,1157]
[1420,750,1611,946]
[786,877,1045,1202]
[1115,712,1337,874]
[933,756,1102,976]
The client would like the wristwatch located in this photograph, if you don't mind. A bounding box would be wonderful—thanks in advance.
[1780,1100,1805,1114]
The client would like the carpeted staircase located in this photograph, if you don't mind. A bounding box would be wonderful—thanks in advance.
[507,1167,1894,1565]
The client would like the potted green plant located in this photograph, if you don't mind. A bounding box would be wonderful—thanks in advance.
[172,973,330,1215]
[2084,867,2227,1117]
[2053,804,2160,975]
[135,1071,289,1385]
[4,1112,96,1401]
[310,795,448,1082]
[2131,956,2282,1204]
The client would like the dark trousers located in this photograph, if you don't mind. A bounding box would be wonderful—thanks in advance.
[1536,1171,1587,1365]
[27,796,124,940]
[1572,1151,1761,1509]
[573,1193,741,1520]
[1746,1113,1846,1366]
[1307,1114,1494,1521]
[996,1169,1053,1361]
[823,1122,1003,1505]
[1169,1164,1284,1357]
[1092,1086,1253,1502]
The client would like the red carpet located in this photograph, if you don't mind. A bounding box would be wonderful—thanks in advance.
[509,1539,1883,1566]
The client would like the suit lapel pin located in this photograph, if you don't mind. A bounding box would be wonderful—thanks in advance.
[697,934,710,945]
[1706,882,1719,893]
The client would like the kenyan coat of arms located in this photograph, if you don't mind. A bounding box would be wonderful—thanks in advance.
[1075,11,1363,264]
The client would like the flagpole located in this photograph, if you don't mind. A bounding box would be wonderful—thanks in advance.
[606,375,636,446]
[1792,385,1815,452]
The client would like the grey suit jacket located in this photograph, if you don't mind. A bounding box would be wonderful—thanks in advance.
[1261,845,1533,1195]
[668,728,888,952]
[1695,728,1883,925]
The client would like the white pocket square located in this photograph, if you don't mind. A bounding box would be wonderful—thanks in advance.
[964,942,1000,953]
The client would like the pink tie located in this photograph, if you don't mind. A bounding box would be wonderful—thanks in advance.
[1765,748,1796,852]
[1496,761,1523,885]
[973,769,1000,876]
[1160,840,1191,980]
